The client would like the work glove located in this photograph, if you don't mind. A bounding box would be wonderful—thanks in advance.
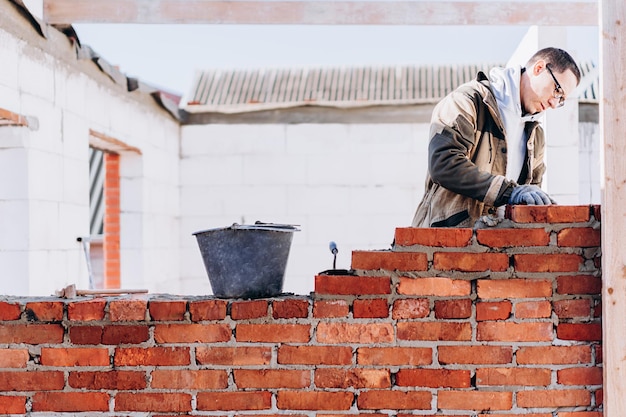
[508,185,555,205]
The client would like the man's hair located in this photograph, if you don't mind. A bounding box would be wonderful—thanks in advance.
[526,47,582,84]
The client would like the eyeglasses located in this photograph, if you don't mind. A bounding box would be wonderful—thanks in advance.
[546,64,565,108]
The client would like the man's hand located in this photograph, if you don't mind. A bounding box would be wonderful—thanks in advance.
[509,185,555,205]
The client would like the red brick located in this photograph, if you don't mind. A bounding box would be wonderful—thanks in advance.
[69,325,103,344]
[506,205,590,223]
[434,252,509,272]
[273,299,309,318]
[25,301,64,321]
[514,254,582,272]
[558,412,602,417]
[516,346,592,364]
[317,322,393,343]
[236,324,310,343]
[351,250,428,271]
[278,391,353,410]
[477,278,552,299]
[149,300,187,321]
[480,414,550,417]
[0,324,64,344]
[0,348,28,368]
[398,322,471,341]
[0,371,64,391]
[103,324,150,344]
[0,396,25,414]
[476,228,550,247]
[438,391,512,410]
[234,369,309,388]
[515,300,552,318]
[154,323,231,343]
[323,414,388,417]
[476,301,512,321]
[517,389,591,408]
[198,391,272,411]
[477,322,553,342]
[68,370,145,390]
[406,414,472,417]
[357,390,431,410]
[231,300,269,320]
[398,277,471,296]
[394,227,473,247]
[197,346,271,365]
[314,275,391,295]
[315,368,390,388]
[595,388,603,405]
[67,299,106,321]
[114,347,190,366]
[189,299,227,321]
[313,300,349,318]
[357,347,432,366]
[557,323,602,341]
[353,298,389,318]
[32,392,109,412]
[278,345,352,365]
[40,347,109,366]
[243,414,310,417]
[109,299,148,321]
[557,275,602,295]
[557,367,603,385]
[114,393,192,412]
[434,298,471,319]
[396,369,470,388]
[476,367,551,386]
[554,299,592,318]
[152,369,228,389]
[392,298,430,319]
[0,301,21,320]
[438,346,513,365]
[557,227,601,247]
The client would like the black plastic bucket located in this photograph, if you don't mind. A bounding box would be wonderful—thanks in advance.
[193,222,299,299]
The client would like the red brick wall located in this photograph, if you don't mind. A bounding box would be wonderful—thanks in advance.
[103,152,120,288]
[0,205,602,416]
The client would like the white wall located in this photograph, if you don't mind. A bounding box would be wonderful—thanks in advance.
[179,123,430,295]
[0,11,181,296]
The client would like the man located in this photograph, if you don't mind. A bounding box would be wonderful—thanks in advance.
[411,47,581,228]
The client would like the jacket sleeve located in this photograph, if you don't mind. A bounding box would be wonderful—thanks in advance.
[428,89,513,206]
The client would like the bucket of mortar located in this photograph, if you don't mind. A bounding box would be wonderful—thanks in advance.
[193,222,299,299]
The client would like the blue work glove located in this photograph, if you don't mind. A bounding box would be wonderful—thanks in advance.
[509,185,555,205]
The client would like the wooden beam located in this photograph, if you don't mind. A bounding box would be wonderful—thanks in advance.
[43,0,598,26]
[601,0,626,415]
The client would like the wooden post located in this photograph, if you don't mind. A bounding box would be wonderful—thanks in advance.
[601,0,626,415]
[41,0,597,25]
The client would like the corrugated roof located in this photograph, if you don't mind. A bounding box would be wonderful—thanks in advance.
[186,62,598,114]
[186,64,500,113]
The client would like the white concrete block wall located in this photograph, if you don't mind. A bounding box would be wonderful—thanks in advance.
[179,123,429,296]
[0,18,181,296]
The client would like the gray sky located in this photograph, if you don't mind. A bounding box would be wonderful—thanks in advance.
[72,24,599,96]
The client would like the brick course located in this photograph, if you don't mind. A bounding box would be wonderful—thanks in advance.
[0,205,602,416]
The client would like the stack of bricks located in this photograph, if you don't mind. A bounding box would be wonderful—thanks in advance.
[0,205,602,416]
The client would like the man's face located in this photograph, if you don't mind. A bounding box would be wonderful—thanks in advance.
[520,59,579,115]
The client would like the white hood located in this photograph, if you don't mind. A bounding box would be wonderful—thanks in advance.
[489,66,543,182]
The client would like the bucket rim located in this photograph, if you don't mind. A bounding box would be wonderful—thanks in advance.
[193,222,300,236]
